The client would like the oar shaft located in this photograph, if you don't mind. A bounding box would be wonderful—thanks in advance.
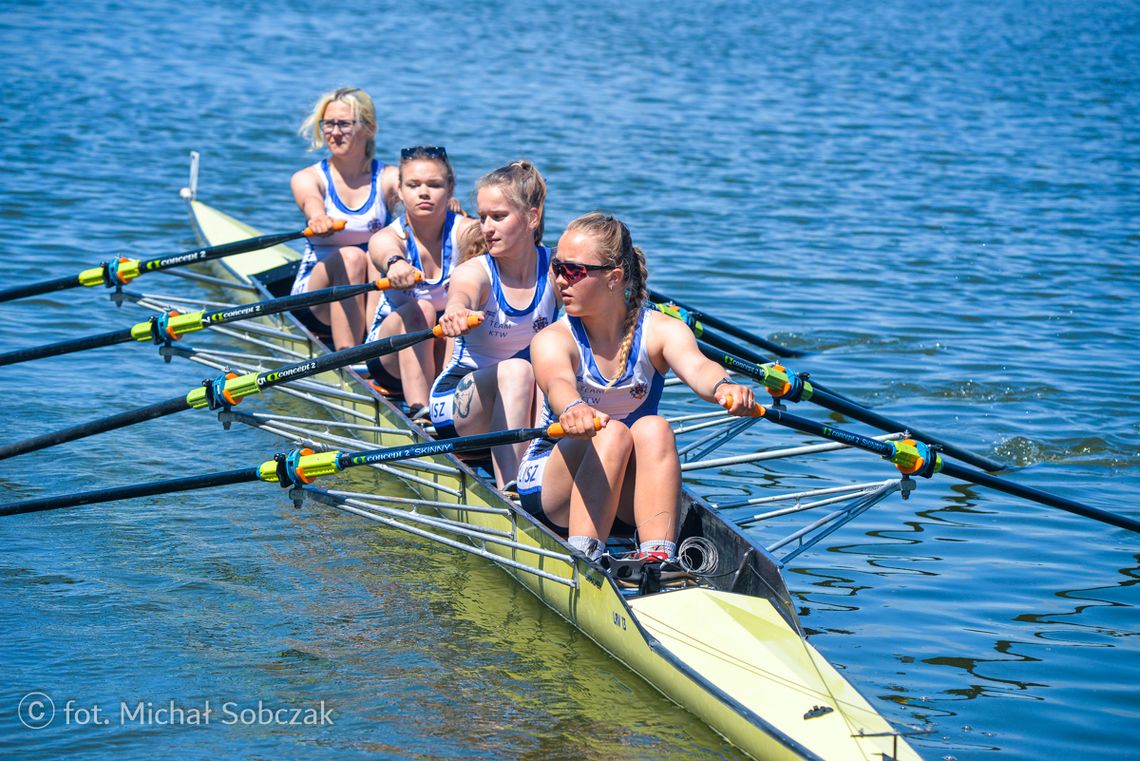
[938,461,1140,534]
[0,327,134,366]
[202,279,391,328]
[341,425,556,468]
[735,401,1140,535]
[0,395,189,461]
[0,467,259,517]
[0,274,83,303]
[649,289,804,357]
[136,227,312,273]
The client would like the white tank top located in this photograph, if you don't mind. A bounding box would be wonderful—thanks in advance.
[537,307,664,426]
[446,245,559,370]
[373,211,460,320]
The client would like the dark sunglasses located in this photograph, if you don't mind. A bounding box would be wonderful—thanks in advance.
[551,257,615,285]
[400,145,448,161]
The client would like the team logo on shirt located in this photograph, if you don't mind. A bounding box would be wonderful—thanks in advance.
[532,317,549,332]
[368,219,386,232]
[629,381,648,399]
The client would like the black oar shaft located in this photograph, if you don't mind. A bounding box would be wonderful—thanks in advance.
[0,467,259,517]
[703,343,1004,472]
[748,404,1140,535]
[0,395,189,461]
[137,228,309,273]
[650,289,803,358]
[0,274,83,303]
[202,280,382,328]
[340,425,553,468]
[938,461,1140,534]
[0,327,134,366]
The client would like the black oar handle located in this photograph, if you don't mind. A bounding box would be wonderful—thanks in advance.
[0,327,135,366]
[0,395,190,461]
[0,274,82,304]
[0,467,259,517]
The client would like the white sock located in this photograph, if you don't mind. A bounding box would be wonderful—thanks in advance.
[568,535,604,561]
[639,540,677,559]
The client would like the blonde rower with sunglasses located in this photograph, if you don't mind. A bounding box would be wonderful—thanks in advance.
[517,213,756,562]
[290,87,399,349]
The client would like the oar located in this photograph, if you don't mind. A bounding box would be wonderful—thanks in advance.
[0,274,417,367]
[0,221,346,304]
[703,343,1006,472]
[724,398,1140,534]
[0,315,481,461]
[649,289,804,358]
[0,418,596,517]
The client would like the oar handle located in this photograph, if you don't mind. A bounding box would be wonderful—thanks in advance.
[433,313,483,338]
[301,219,348,237]
[544,417,604,438]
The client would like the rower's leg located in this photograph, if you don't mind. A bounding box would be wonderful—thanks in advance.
[618,415,680,549]
[537,422,634,540]
[452,359,536,486]
[308,246,372,349]
[375,300,434,408]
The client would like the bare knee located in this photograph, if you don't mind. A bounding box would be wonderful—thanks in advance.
[496,358,536,397]
[630,415,675,455]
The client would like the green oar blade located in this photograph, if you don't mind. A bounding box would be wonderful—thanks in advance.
[0,467,259,517]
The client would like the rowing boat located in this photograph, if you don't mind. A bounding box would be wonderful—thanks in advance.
[168,154,923,759]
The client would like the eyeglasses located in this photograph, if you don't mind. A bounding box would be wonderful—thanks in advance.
[400,145,448,161]
[320,119,358,134]
[551,257,615,285]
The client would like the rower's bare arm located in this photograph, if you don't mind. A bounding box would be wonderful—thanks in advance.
[368,228,419,288]
[290,167,336,235]
[656,313,755,415]
[531,326,605,436]
[379,164,401,215]
[437,260,488,337]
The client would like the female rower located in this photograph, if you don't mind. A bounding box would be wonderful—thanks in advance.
[517,213,756,562]
[290,87,399,349]
[429,161,558,487]
[363,145,478,415]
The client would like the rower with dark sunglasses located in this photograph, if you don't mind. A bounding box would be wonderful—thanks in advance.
[289,87,400,349]
[517,212,757,562]
[363,146,479,416]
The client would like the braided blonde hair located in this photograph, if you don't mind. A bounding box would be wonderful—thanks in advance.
[564,212,648,388]
[461,161,547,264]
[299,87,377,159]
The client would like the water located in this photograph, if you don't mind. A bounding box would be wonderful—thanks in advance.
[1,0,1137,758]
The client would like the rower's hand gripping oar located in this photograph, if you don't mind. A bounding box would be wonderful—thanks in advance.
[704,343,1006,473]
[0,220,347,305]
[0,417,600,517]
[721,396,1140,535]
[0,273,420,367]
[0,315,482,461]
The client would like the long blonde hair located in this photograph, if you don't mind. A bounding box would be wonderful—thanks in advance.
[461,161,547,264]
[299,87,377,159]
[564,212,648,386]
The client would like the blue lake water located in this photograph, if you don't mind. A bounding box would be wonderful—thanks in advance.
[0,1,1137,759]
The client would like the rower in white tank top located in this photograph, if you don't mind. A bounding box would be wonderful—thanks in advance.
[429,245,559,437]
[364,210,461,343]
[516,307,664,513]
[291,158,391,295]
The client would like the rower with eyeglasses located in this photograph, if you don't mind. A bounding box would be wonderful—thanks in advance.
[362,146,480,417]
[517,213,757,563]
[289,87,400,349]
